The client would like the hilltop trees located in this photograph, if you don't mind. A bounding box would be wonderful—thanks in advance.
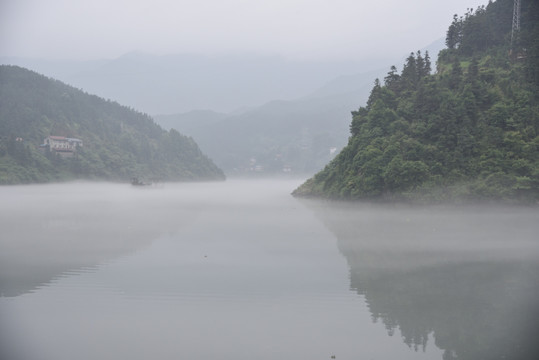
[294,0,539,203]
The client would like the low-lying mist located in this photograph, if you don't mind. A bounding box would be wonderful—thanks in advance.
[0,180,305,296]
[1,179,538,359]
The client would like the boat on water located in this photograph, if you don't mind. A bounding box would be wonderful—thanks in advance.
[131,177,151,186]
[131,177,164,188]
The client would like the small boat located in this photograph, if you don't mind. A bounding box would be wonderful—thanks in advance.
[131,177,151,186]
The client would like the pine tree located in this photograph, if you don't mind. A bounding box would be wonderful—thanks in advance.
[446,14,463,49]
[416,51,426,78]
[384,65,401,92]
[424,51,432,76]
[401,53,418,88]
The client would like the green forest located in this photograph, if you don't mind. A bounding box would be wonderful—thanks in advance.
[294,0,539,203]
[0,65,225,184]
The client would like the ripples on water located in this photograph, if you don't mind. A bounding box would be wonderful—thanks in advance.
[0,180,538,360]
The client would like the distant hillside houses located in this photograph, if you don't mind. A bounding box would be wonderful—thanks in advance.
[42,136,83,157]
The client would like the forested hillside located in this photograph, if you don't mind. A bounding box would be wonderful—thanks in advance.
[294,0,539,203]
[0,66,225,184]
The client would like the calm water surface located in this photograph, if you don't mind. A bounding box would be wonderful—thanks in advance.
[0,180,538,360]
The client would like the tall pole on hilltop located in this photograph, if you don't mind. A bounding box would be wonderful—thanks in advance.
[511,0,521,51]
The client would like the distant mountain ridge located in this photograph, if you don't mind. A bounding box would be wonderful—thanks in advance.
[1,41,446,116]
[155,110,228,135]
[0,52,384,115]
[153,81,377,175]
[0,65,225,184]
[0,39,448,178]
[147,39,445,176]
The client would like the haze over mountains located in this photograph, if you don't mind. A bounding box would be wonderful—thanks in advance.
[1,39,445,175]
[0,38,445,115]
[0,65,225,184]
[0,52,382,115]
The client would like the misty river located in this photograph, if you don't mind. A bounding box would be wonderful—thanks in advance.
[1,180,538,360]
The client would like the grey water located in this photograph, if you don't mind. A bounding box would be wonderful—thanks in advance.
[1,180,538,360]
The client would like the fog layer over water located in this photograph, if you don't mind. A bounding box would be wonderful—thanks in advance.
[1,180,538,360]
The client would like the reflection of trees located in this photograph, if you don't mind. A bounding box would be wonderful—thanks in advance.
[304,200,539,360]
[351,259,539,360]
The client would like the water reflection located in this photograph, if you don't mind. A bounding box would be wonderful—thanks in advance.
[2,181,538,360]
[304,200,539,360]
[0,182,196,296]
[1,180,446,360]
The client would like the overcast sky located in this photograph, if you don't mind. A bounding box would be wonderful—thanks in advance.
[1,0,489,61]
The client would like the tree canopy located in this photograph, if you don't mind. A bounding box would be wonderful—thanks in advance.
[294,0,539,203]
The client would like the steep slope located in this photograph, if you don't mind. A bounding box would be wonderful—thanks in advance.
[0,66,225,184]
[294,0,539,202]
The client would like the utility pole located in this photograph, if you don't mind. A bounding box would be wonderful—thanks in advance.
[511,0,521,51]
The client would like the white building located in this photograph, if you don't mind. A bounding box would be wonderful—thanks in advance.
[43,136,83,156]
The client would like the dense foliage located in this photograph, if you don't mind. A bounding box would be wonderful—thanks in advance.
[294,0,539,203]
[0,66,225,184]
